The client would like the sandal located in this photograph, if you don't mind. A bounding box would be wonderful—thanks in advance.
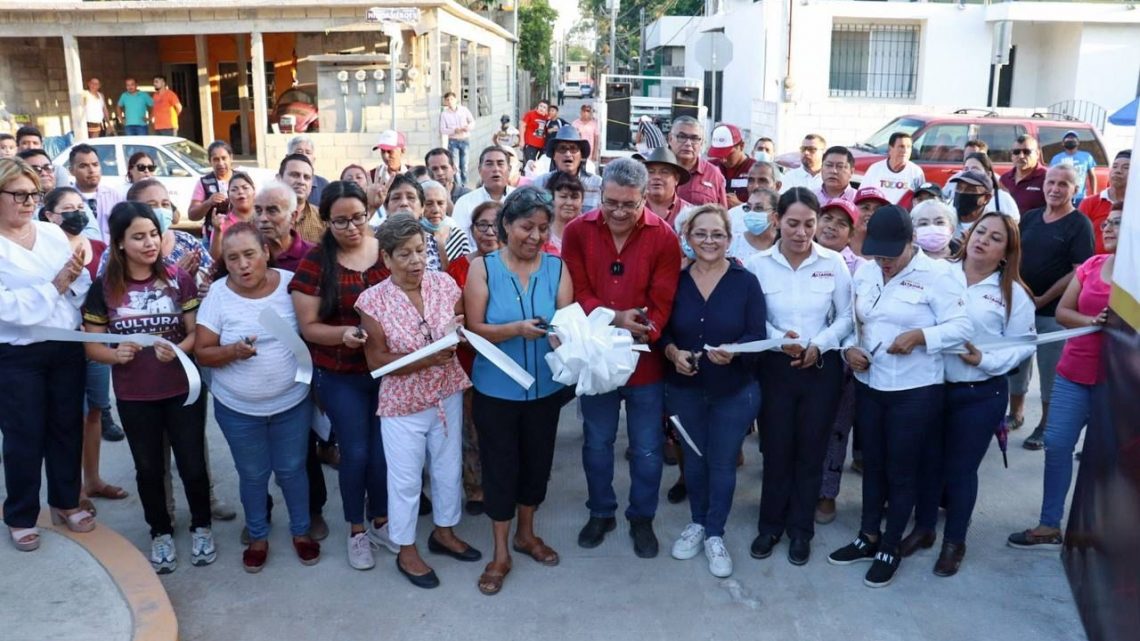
[50,508,96,533]
[9,527,40,552]
[88,484,129,500]
[79,498,97,517]
[513,537,560,567]
[477,560,512,596]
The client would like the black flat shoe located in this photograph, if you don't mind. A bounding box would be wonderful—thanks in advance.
[418,493,433,516]
[578,516,616,549]
[788,537,811,566]
[750,534,780,560]
[933,541,966,577]
[628,517,659,558]
[464,500,485,516]
[899,528,936,557]
[396,558,440,589]
[666,480,687,504]
[427,534,483,562]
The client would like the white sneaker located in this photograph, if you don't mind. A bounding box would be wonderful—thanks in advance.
[671,523,706,560]
[366,521,400,554]
[191,528,217,566]
[704,536,733,578]
[151,534,177,574]
[347,532,375,570]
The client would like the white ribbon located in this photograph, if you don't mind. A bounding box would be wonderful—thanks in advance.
[945,326,1101,354]
[669,415,703,457]
[368,328,536,390]
[545,304,641,396]
[26,326,201,406]
[257,308,314,385]
[704,337,809,354]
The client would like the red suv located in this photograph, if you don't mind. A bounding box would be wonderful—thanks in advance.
[783,111,1111,189]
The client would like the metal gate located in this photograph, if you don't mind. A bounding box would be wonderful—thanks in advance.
[1049,99,1108,132]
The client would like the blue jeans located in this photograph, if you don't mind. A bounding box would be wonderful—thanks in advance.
[84,359,112,414]
[124,124,148,136]
[1007,315,1064,405]
[666,382,759,537]
[215,398,312,539]
[916,377,1008,542]
[448,139,470,185]
[580,382,665,520]
[856,382,944,550]
[314,368,386,525]
[1040,374,1094,529]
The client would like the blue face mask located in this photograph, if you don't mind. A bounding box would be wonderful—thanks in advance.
[743,211,770,235]
[680,236,696,260]
[152,207,174,234]
[420,218,440,233]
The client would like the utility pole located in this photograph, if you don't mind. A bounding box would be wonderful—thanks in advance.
[639,8,645,75]
[608,0,619,74]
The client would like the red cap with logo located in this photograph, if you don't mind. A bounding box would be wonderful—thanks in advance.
[707,124,743,159]
[820,198,858,225]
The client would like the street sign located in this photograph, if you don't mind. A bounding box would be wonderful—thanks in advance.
[693,32,732,72]
[366,7,421,24]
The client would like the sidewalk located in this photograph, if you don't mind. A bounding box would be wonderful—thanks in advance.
[1,384,1087,641]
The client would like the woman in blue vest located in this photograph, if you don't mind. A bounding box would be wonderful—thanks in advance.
[462,186,573,596]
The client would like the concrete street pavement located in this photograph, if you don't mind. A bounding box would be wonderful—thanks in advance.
[1,373,1087,641]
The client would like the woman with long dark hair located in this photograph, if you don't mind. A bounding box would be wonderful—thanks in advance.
[899,211,1035,576]
[84,201,211,574]
[746,188,853,567]
[289,180,391,571]
[0,158,92,552]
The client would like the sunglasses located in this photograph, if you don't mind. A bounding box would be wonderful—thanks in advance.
[1010,149,1033,156]
[135,163,157,172]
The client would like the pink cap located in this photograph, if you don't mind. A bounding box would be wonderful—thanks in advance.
[854,186,890,205]
[373,129,407,151]
[820,198,858,225]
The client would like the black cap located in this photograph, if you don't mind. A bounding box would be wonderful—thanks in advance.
[862,205,913,258]
[915,181,942,198]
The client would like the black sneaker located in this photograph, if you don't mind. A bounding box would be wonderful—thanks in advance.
[864,550,901,588]
[628,517,659,558]
[1023,426,1045,450]
[666,480,687,504]
[828,532,879,565]
[101,409,125,442]
[577,516,616,549]
[749,534,780,559]
[788,537,811,566]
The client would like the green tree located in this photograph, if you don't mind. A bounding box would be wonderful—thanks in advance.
[519,0,560,94]
[578,0,703,71]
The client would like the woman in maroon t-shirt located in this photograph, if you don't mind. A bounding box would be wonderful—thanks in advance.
[84,201,211,574]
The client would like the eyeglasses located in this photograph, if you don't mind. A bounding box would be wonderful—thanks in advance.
[28,164,54,175]
[1010,149,1034,156]
[329,212,368,230]
[135,163,157,173]
[473,221,496,234]
[800,146,820,153]
[741,204,770,213]
[418,319,433,343]
[823,162,850,171]
[602,199,642,213]
[674,133,702,145]
[690,231,729,243]
[1,190,43,205]
[610,261,624,276]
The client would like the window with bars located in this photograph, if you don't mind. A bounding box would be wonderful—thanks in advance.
[829,24,919,99]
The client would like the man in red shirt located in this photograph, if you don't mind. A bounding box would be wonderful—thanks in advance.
[519,99,550,163]
[1000,134,1048,214]
[668,116,727,207]
[707,123,754,207]
[562,158,681,559]
[1078,150,1129,254]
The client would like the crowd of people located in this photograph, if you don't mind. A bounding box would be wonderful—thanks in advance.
[0,102,1127,596]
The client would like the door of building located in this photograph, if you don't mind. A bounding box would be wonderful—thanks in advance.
[166,64,202,144]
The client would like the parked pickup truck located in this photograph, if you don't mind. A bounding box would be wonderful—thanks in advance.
[778,111,1112,189]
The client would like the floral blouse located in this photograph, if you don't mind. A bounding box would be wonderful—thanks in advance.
[355,270,471,420]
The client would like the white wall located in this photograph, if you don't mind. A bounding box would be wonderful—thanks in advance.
[1075,24,1140,118]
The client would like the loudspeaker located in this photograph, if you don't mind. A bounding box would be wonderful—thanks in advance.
[672,86,700,123]
[605,81,631,151]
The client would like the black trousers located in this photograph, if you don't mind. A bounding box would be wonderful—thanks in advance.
[306,430,328,513]
[756,351,844,540]
[119,392,211,537]
[0,342,86,528]
[472,391,562,522]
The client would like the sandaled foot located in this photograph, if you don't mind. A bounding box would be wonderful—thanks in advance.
[9,527,40,552]
[88,484,129,500]
[513,536,560,566]
[478,560,512,595]
[51,508,96,533]
[79,498,97,517]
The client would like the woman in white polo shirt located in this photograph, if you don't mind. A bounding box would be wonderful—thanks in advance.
[826,205,971,589]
